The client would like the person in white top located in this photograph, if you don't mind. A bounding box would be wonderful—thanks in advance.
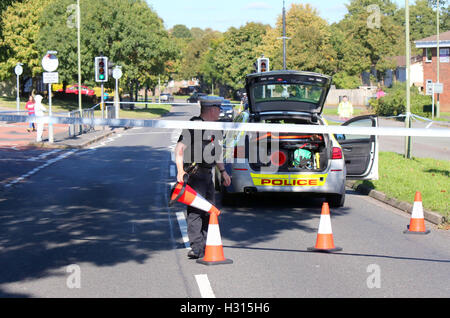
[34,95,47,142]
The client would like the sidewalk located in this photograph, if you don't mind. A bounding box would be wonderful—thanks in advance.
[0,120,122,150]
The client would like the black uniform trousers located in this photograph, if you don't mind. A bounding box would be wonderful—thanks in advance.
[186,168,215,257]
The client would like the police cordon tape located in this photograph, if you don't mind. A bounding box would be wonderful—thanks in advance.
[0,114,449,138]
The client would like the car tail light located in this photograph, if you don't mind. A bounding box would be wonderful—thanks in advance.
[332,147,343,160]
[270,151,287,167]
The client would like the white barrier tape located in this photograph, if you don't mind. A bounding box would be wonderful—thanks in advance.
[103,101,241,106]
[0,114,449,138]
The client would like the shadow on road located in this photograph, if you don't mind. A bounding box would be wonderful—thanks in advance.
[0,145,173,297]
[0,142,349,297]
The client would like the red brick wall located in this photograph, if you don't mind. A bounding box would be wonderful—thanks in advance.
[422,48,450,112]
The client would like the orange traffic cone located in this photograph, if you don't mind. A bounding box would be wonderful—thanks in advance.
[307,202,342,253]
[404,192,430,234]
[197,211,233,266]
[169,181,220,215]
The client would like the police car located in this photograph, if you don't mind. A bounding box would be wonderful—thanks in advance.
[216,70,378,207]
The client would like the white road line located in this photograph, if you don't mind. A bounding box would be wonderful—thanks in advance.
[28,149,62,161]
[3,150,77,188]
[195,274,216,298]
[175,211,190,249]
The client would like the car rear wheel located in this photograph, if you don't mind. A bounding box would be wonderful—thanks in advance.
[327,193,345,208]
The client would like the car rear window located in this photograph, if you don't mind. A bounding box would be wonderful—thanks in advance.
[252,83,324,104]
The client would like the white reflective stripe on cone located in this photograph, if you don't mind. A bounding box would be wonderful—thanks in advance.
[317,215,332,234]
[205,225,222,246]
[190,195,212,213]
[411,201,424,219]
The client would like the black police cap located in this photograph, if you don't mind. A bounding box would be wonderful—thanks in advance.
[199,96,223,108]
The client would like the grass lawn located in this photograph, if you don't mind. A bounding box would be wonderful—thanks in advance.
[354,152,449,220]
[0,96,172,119]
[101,104,172,119]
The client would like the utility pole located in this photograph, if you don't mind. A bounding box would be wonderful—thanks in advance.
[436,1,440,118]
[282,0,287,70]
[405,0,412,159]
[77,0,82,114]
[277,0,290,70]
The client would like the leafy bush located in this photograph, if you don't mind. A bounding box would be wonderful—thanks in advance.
[369,82,432,117]
[332,72,361,89]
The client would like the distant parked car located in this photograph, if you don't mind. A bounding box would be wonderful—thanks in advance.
[187,92,207,103]
[219,99,234,121]
[63,84,96,96]
[159,93,174,102]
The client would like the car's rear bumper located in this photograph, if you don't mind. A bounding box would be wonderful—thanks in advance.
[224,163,346,195]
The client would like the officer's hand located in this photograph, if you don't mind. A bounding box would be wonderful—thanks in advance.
[222,171,231,187]
[177,171,187,184]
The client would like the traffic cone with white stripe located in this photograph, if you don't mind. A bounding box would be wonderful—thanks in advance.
[404,192,430,234]
[197,210,233,265]
[169,181,220,215]
[307,202,342,253]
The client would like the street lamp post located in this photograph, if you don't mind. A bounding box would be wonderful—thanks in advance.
[436,2,440,118]
[405,0,412,159]
[77,0,82,114]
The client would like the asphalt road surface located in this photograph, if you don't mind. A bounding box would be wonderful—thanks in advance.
[0,102,449,299]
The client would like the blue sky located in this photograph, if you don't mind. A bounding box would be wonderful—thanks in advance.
[146,0,407,32]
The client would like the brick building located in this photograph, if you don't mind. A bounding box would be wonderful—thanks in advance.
[415,30,450,112]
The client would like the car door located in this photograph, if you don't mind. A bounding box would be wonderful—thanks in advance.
[335,115,379,180]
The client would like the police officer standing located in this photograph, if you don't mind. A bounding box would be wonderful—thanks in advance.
[174,96,231,259]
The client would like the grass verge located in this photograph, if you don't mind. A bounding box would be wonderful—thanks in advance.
[354,152,449,220]
[0,97,172,119]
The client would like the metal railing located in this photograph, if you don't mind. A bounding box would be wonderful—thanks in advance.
[68,104,99,138]
[68,110,82,138]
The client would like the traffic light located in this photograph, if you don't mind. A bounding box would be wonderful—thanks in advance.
[95,56,108,82]
[257,57,270,73]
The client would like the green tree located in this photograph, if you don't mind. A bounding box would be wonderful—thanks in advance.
[395,0,449,43]
[171,24,192,39]
[332,0,403,85]
[210,22,269,95]
[0,0,51,80]
[37,0,179,95]
[174,28,221,82]
[259,4,337,74]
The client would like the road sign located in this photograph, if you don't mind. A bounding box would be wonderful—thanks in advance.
[43,72,59,84]
[433,83,444,94]
[112,67,122,80]
[42,53,58,72]
[14,64,23,76]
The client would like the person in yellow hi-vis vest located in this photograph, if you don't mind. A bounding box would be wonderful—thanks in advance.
[337,95,353,121]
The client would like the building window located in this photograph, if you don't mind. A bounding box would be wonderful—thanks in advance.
[426,48,432,62]
[440,48,449,63]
